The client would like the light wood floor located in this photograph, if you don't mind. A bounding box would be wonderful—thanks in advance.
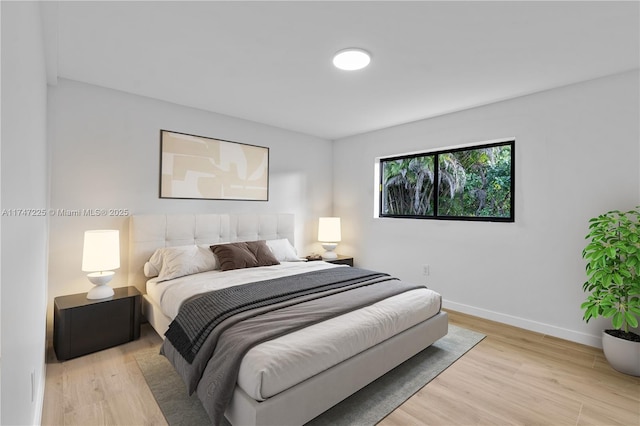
[42,311,640,426]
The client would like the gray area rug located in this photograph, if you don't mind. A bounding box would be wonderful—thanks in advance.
[135,324,484,426]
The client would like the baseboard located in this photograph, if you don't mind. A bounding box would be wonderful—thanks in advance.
[35,331,48,426]
[442,299,602,348]
[33,362,46,426]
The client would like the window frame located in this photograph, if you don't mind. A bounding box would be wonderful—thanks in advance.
[378,140,515,223]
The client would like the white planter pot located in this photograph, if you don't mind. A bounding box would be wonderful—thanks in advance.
[602,330,640,376]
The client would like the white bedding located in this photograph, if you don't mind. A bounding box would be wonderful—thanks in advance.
[147,262,442,401]
[146,261,341,320]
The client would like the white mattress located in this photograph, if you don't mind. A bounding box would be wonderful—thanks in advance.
[147,262,442,401]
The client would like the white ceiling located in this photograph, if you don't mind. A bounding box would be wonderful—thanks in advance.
[46,1,639,140]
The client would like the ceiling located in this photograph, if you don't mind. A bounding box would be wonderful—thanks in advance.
[44,1,639,140]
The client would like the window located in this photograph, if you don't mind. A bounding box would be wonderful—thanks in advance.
[379,140,514,222]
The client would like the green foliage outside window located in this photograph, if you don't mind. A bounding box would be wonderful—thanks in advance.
[380,141,514,222]
[382,156,434,216]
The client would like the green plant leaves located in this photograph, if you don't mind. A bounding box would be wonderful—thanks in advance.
[625,311,639,328]
[581,207,640,333]
[612,312,624,329]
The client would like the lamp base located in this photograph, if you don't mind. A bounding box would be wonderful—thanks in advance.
[86,271,115,300]
[321,243,338,260]
[87,285,115,300]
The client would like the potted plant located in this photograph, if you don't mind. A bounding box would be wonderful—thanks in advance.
[581,207,640,376]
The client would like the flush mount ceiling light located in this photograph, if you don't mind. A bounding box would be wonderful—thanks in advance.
[332,48,371,71]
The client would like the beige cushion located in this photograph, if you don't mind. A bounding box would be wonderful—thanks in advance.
[146,245,218,281]
[266,238,300,261]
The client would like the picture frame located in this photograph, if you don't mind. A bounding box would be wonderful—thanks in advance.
[159,130,269,201]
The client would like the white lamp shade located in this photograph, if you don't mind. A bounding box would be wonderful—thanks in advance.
[318,217,341,242]
[82,230,120,272]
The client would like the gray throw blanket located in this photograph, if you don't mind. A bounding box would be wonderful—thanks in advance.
[165,267,388,363]
[161,268,427,425]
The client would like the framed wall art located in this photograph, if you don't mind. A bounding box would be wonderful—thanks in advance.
[160,130,269,201]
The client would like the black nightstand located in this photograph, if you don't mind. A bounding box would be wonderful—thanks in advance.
[325,255,354,267]
[54,286,141,361]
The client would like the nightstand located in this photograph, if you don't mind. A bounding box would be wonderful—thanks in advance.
[325,255,354,267]
[54,286,141,361]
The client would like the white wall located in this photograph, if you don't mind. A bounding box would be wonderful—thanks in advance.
[47,79,333,306]
[1,2,50,424]
[334,70,640,347]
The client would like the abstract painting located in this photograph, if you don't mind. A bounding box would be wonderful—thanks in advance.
[160,130,269,201]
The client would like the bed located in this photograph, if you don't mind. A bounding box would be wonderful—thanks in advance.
[128,213,448,426]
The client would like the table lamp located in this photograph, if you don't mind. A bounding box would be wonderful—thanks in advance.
[318,217,341,260]
[82,229,120,299]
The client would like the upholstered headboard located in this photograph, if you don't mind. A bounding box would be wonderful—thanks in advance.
[128,213,295,294]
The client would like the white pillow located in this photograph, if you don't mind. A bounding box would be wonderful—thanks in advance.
[266,239,300,262]
[144,245,218,281]
[143,261,160,278]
